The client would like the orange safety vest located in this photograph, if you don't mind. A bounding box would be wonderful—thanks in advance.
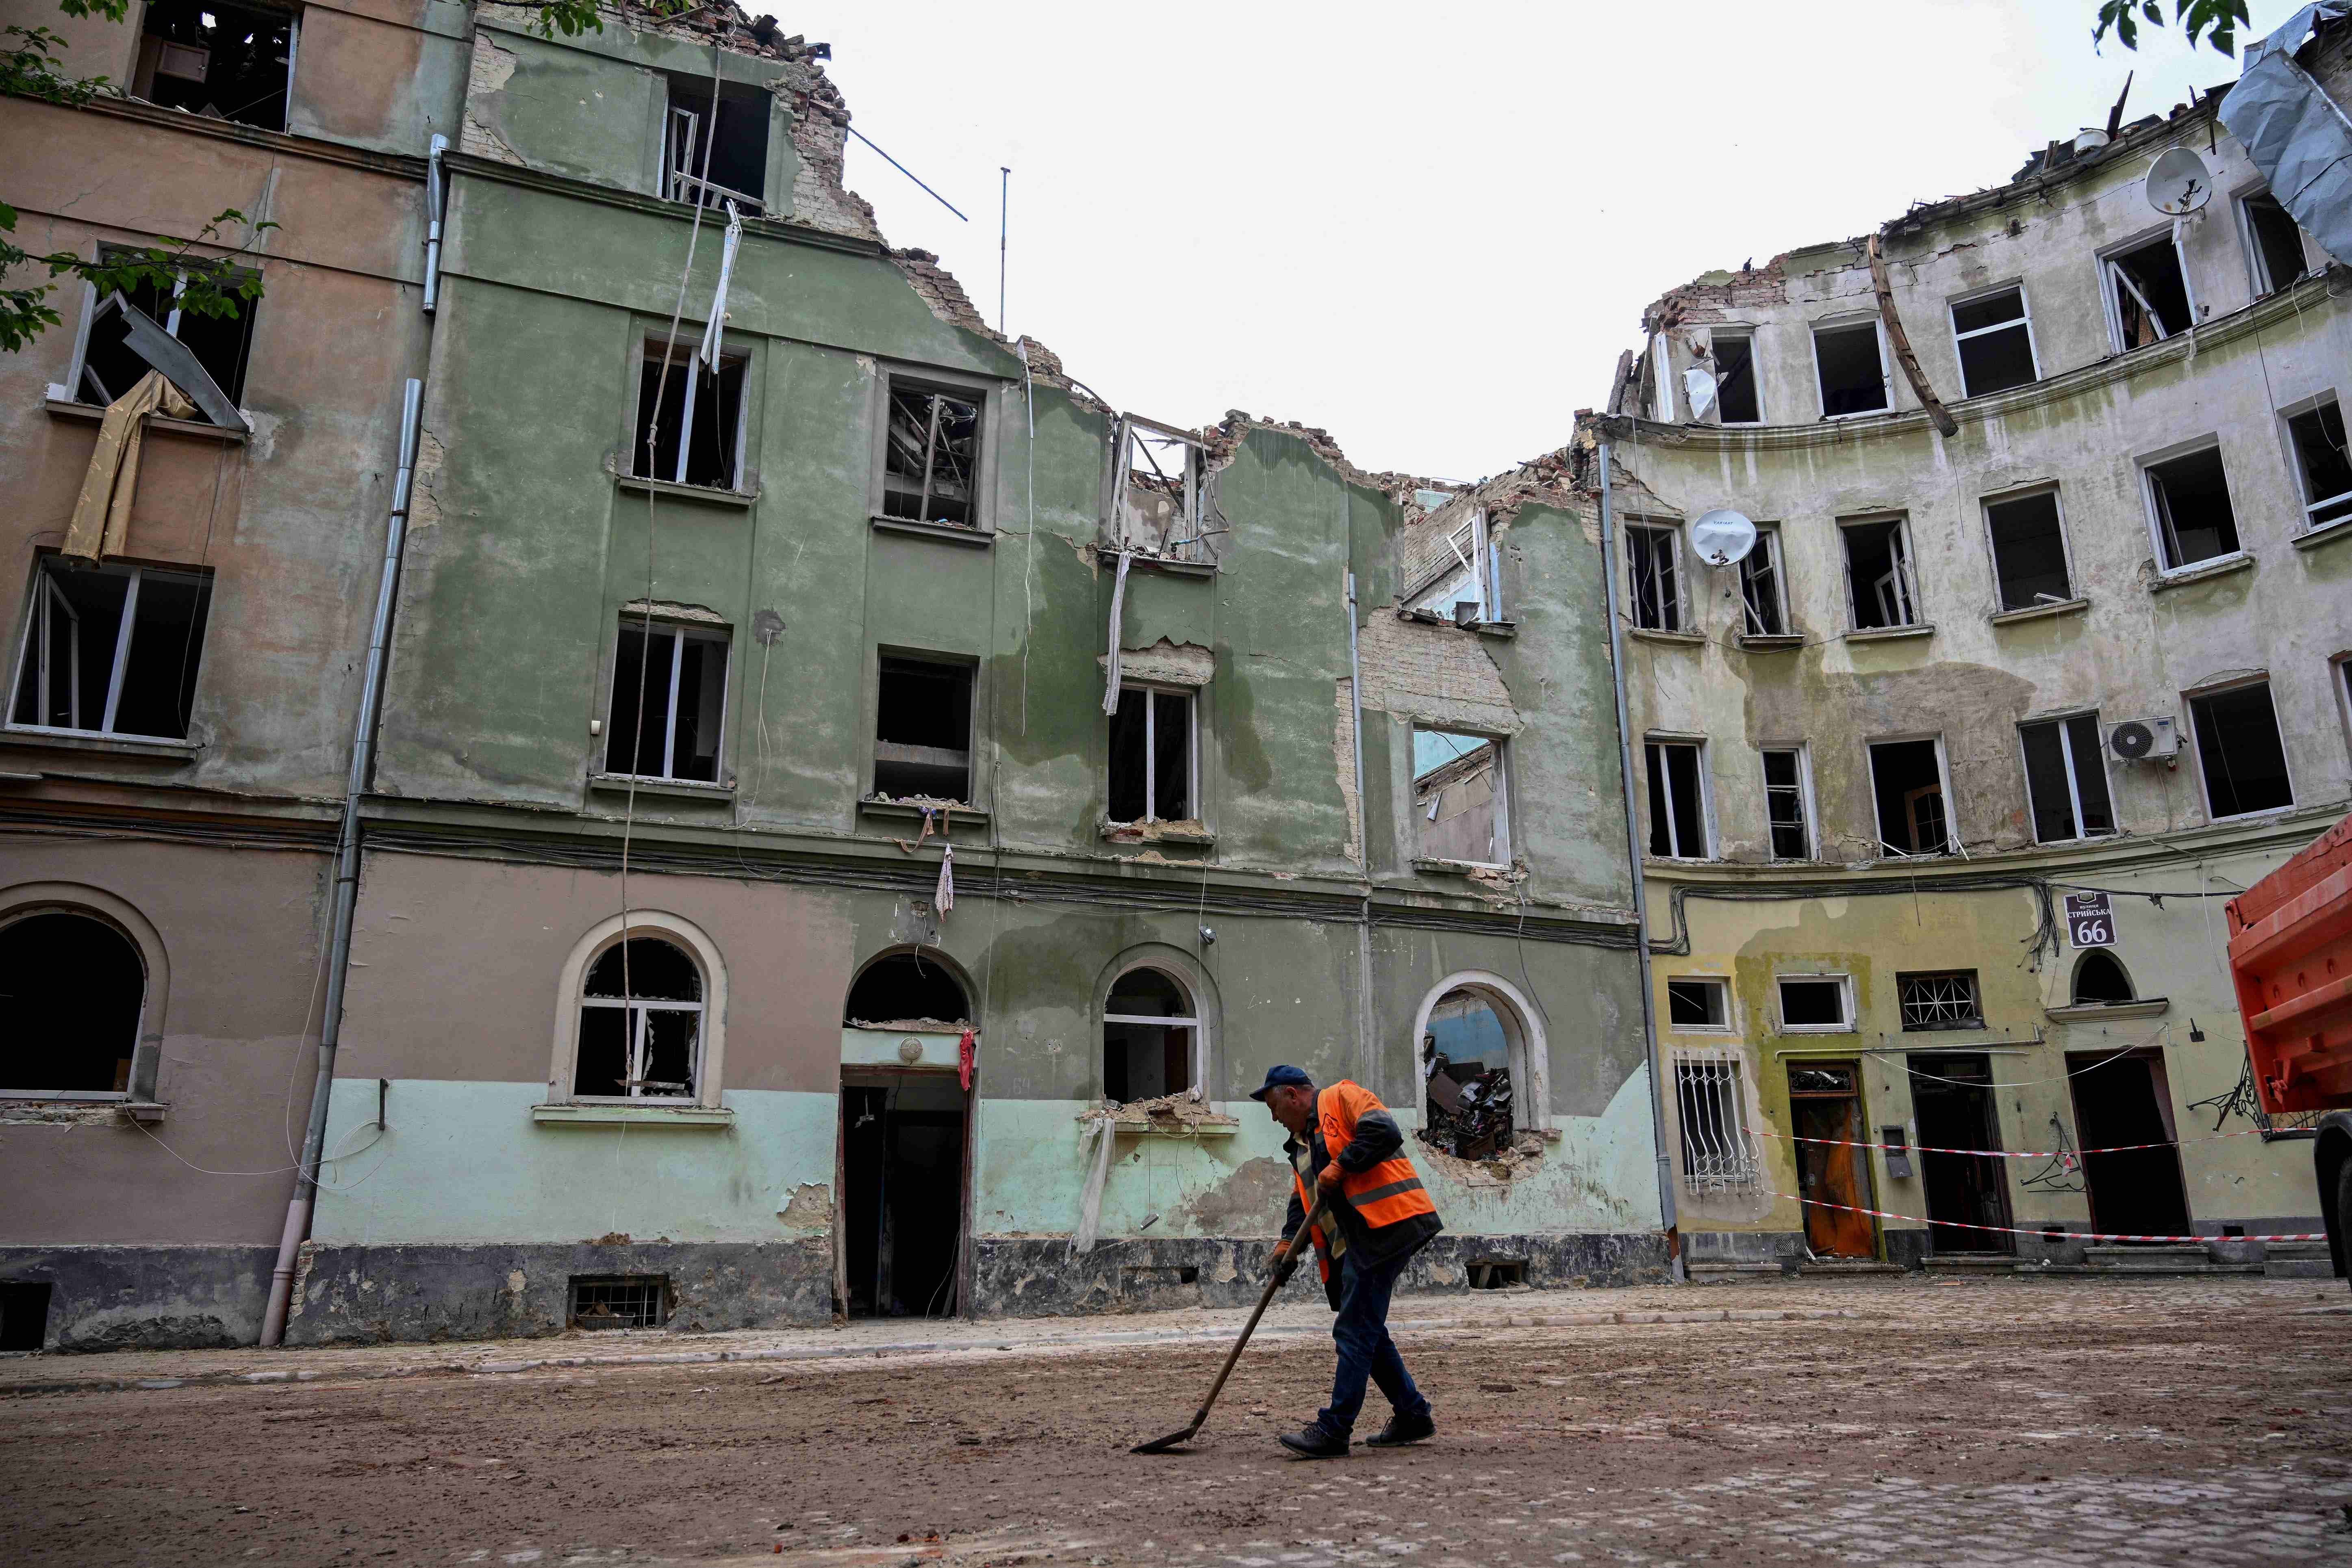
[1288,1079,1438,1281]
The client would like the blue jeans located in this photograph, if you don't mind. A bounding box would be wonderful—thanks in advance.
[1317,1248,1429,1438]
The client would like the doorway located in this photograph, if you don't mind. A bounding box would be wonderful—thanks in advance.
[1909,1053,2014,1253]
[2066,1049,2189,1241]
[1787,1061,1876,1258]
[840,1071,969,1318]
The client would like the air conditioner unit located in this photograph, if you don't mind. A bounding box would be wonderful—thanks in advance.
[2105,715,2180,762]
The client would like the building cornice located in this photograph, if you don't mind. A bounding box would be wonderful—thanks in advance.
[440,150,890,261]
[26,92,431,181]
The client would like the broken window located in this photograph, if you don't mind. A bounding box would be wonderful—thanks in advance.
[10,558,213,740]
[880,380,981,528]
[2144,446,2241,569]
[1761,747,1813,860]
[1812,319,1888,417]
[1626,523,1681,632]
[2072,951,2135,1006]
[134,0,293,133]
[1983,489,2073,610]
[2104,232,2193,350]
[1898,971,1982,1032]
[2240,191,2308,297]
[1950,286,2038,398]
[1840,516,1920,629]
[2285,399,2352,532]
[844,949,969,1027]
[633,340,747,490]
[1674,1052,1757,1192]
[1643,739,1710,859]
[1407,511,1497,623]
[1110,418,1212,562]
[1414,728,1507,867]
[1738,525,1787,636]
[1776,975,1851,1032]
[2020,714,2113,843]
[77,256,256,410]
[0,910,146,1094]
[1107,685,1193,825]
[2188,681,2293,819]
[569,1275,671,1330]
[604,619,728,783]
[1420,988,1515,1159]
[664,79,771,212]
[1103,967,1198,1102]
[873,655,972,803]
[1666,977,1730,1031]
[1711,330,1760,423]
[575,936,704,1099]
[1868,738,1950,856]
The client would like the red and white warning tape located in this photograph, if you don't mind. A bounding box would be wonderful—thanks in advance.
[1774,1190,2328,1245]
[1753,1126,2271,1161]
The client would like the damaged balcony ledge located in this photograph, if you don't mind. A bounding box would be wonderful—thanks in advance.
[586,773,735,803]
[1989,597,2090,626]
[46,397,247,443]
[2149,553,2254,593]
[1412,856,1519,881]
[2045,997,2170,1023]
[1628,628,1705,648]
[0,727,201,763]
[1842,624,1935,645]
[532,1102,734,1127]
[858,797,989,827]
[614,472,760,508]
[0,1094,169,1124]
[1123,553,1216,579]
[2291,517,2352,553]
[870,515,994,548]
[1099,818,1216,848]
[1395,607,1518,638]
[1736,633,1807,652]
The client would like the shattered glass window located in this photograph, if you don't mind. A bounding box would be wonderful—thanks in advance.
[882,383,981,527]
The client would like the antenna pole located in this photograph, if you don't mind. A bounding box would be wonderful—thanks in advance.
[998,166,1010,335]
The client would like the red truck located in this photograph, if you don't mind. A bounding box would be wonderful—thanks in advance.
[2226,810,2352,1286]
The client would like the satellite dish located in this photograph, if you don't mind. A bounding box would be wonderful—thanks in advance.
[2146,147,2213,215]
[1687,508,1758,567]
[1683,367,1718,421]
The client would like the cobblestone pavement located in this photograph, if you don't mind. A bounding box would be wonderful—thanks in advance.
[4,1276,2348,1565]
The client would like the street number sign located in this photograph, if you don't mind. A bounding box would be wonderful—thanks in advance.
[2065,890,2115,947]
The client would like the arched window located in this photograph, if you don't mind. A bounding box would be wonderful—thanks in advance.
[576,937,704,1099]
[843,949,970,1027]
[2071,950,2135,1006]
[1,911,144,1093]
[1413,975,1544,1158]
[1103,967,1199,1102]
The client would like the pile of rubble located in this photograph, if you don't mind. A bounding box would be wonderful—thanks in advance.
[1420,1056,1514,1160]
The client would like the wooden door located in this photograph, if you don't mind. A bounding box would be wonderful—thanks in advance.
[1789,1062,1876,1257]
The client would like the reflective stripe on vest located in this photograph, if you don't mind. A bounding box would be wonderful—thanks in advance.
[1287,1082,1439,1277]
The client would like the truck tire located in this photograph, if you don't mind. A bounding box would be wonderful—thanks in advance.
[2338,1158,2352,1289]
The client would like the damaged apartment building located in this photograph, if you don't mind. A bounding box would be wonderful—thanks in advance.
[1594,9,2352,1277]
[0,0,1671,1350]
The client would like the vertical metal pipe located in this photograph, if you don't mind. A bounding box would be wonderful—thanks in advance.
[261,377,424,1346]
[422,135,447,314]
[1346,569,1375,1088]
[1597,439,1683,1278]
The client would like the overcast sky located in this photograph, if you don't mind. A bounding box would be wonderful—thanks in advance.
[781,0,2293,482]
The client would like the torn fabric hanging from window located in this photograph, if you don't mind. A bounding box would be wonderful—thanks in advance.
[64,372,198,563]
[882,382,979,527]
[11,559,213,741]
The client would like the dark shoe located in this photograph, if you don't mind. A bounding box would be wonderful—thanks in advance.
[1363,1410,1435,1448]
[1277,1424,1350,1459]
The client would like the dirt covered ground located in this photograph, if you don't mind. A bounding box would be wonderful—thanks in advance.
[4,1277,2349,1566]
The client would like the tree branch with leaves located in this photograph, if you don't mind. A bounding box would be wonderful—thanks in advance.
[2093,0,2253,55]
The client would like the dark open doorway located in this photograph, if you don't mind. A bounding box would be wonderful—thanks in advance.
[1909,1053,2014,1253]
[2067,1049,2189,1242]
[840,1072,969,1318]
[1788,1061,1876,1258]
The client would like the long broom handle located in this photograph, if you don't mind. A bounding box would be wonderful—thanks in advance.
[1182,1194,1328,1431]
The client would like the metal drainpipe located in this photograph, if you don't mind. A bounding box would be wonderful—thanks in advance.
[1596,440,1683,1281]
[1346,571,1374,1085]
[260,377,424,1346]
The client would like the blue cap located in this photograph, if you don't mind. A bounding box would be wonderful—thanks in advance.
[1249,1064,1313,1101]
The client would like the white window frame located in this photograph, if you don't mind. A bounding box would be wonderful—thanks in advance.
[1413,726,1512,869]
[2098,222,2199,354]
[1947,281,2041,399]
[2016,709,2113,845]
[2279,392,2352,534]
[2235,182,2311,298]
[1109,413,1211,560]
[1101,961,1208,1101]
[1866,732,1958,857]
[872,365,997,534]
[2331,653,2352,772]
[60,245,258,412]
[662,89,767,215]
[1760,743,1817,861]
[7,560,211,741]
[1109,681,1198,824]
[634,336,752,491]
[1409,509,1498,622]
[1979,482,2077,611]
[1672,1047,1759,1194]
[1737,523,1788,637]
[1775,973,1855,1035]
[603,617,732,784]
[1838,513,1922,629]
[1708,327,1763,424]
[1625,520,1683,632]
[548,910,729,1110]
[1810,313,1892,421]
[2137,436,2243,576]
[1643,734,1714,861]
[2183,674,2297,823]
[1664,975,1734,1035]
[1649,330,1677,423]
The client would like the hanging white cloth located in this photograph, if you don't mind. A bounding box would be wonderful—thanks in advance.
[1073,1112,1118,1254]
[1101,549,1132,716]
[697,200,743,372]
[934,838,955,915]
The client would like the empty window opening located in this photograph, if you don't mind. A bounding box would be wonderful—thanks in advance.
[1420,988,1515,1159]
[1627,523,1681,631]
[1414,728,1507,867]
[1103,967,1198,1103]
[2188,682,2293,819]
[78,255,256,410]
[134,0,293,133]
[1984,491,2072,610]
[576,937,704,1100]
[1840,517,1919,629]
[569,1275,670,1330]
[1666,977,1730,1031]
[1738,526,1787,636]
[1712,330,1760,423]
[1,911,145,1095]
[1112,418,1211,562]
[665,80,770,212]
[2072,951,2135,1006]
[604,619,728,783]
[1813,320,1888,417]
[1674,1053,1758,1192]
[1407,511,1497,624]
[1466,1260,1526,1290]
[1950,287,2038,399]
[633,341,746,490]
[1899,971,1982,1032]
[2241,192,2308,296]
[1108,686,1193,825]
[2106,233,2192,350]
[11,558,213,741]
[1776,976,1851,1032]
[2145,447,2241,569]
[844,950,970,1028]
[882,382,980,528]
[1762,747,1813,860]
[0,1283,53,1353]
[1868,738,1950,856]
[2020,715,2114,843]
[2286,400,2352,532]
[873,656,973,803]
[1644,740,1709,859]
[842,1074,967,1318]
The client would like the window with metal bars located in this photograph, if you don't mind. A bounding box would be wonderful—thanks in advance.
[1626,523,1681,631]
[1673,1053,1758,1193]
[568,1275,671,1330]
[881,381,982,528]
[10,558,213,741]
[1898,971,1981,1032]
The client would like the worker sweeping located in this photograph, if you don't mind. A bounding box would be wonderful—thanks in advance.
[1251,1064,1442,1458]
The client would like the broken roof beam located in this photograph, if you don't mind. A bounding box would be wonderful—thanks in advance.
[1865,235,1959,439]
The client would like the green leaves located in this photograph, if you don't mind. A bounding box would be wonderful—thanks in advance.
[2,207,275,356]
[2093,0,2251,56]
